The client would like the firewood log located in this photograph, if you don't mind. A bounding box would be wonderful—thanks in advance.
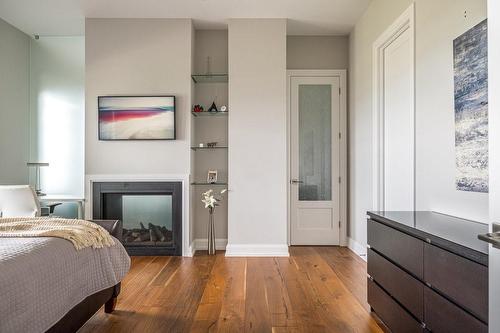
[149,229,157,242]
[149,223,166,242]
[133,232,150,242]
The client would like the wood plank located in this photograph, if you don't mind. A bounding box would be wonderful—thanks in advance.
[290,247,382,333]
[261,258,296,328]
[189,253,227,332]
[244,258,272,332]
[273,255,327,332]
[215,257,247,333]
[318,246,370,311]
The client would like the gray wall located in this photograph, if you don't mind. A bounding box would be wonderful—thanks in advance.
[287,35,349,69]
[348,0,488,249]
[85,18,193,176]
[0,18,30,184]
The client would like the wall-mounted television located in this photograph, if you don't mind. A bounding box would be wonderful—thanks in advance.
[98,95,175,140]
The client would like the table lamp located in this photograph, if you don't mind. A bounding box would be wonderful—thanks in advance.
[27,162,49,196]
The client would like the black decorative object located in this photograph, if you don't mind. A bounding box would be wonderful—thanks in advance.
[207,102,218,113]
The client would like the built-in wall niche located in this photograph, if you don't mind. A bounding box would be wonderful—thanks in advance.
[191,30,229,246]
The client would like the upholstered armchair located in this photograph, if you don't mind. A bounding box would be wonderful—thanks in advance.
[0,185,41,218]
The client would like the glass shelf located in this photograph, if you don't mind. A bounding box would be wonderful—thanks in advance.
[191,74,228,83]
[191,111,228,117]
[191,146,228,151]
[191,182,228,186]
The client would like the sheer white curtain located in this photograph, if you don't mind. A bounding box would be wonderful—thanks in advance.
[29,36,84,197]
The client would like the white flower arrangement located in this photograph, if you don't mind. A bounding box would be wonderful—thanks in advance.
[201,189,227,212]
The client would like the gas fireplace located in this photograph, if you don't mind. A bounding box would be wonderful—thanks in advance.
[92,182,182,255]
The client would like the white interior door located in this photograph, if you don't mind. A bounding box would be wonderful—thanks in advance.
[290,76,340,245]
[373,6,415,212]
[383,27,414,211]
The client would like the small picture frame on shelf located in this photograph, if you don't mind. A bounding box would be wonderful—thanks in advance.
[207,170,218,184]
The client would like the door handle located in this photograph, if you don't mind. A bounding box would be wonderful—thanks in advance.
[290,179,304,184]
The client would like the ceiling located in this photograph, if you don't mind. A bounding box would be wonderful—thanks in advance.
[0,0,371,36]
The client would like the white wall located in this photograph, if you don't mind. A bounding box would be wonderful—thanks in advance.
[0,18,30,185]
[287,36,349,69]
[415,0,487,222]
[348,0,488,248]
[85,19,193,175]
[30,37,85,196]
[348,0,413,248]
[227,19,288,256]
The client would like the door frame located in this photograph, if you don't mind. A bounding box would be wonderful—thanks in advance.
[286,69,347,246]
[372,3,415,211]
[488,0,500,329]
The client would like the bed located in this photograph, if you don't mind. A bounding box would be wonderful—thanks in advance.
[0,219,130,333]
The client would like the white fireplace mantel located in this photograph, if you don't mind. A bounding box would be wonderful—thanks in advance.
[85,173,192,256]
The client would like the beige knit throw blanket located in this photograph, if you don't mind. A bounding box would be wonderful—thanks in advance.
[0,217,115,250]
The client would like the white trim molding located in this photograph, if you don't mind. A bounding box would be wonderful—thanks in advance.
[347,237,367,262]
[85,173,192,257]
[286,69,348,247]
[225,244,289,257]
[191,238,228,254]
[372,3,415,211]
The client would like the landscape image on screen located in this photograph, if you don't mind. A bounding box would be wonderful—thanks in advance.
[99,96,175,140]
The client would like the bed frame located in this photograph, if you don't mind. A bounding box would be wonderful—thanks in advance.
[46,219,124,333]
[46,283,120,333]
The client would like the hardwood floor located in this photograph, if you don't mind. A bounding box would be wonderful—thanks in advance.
[80,247,383,333]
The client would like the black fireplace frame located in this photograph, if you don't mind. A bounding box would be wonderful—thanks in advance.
[92,181,182,256]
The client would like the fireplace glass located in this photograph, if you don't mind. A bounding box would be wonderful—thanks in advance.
[122,195,173,245]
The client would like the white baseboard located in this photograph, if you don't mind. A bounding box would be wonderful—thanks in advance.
[348,237,367,261]
[191,238,228,255]
[185,243,195,257]
[225,243,289,257]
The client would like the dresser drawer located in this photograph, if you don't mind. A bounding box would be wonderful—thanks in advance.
[424,286,487,333]
[368,279,424,333]
[368,248,424,320]
[424,243,488,323]
[368,219,424,279]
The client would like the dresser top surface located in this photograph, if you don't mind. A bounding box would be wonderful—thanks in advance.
[368,211,488,256]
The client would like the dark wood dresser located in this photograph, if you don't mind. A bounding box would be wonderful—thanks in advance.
[367,211,488,333]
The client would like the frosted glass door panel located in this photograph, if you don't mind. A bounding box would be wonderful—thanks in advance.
[298,84,332,201]
[290,75,340,245]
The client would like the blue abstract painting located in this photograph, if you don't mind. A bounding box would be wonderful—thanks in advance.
[454,19,488,193]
